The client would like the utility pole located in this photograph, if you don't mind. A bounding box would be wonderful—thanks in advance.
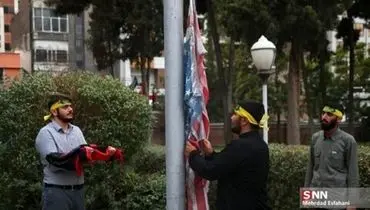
[163,0,185,209]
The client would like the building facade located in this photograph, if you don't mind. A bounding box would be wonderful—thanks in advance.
[0,52,21,81]
[0,0,18,52]
[10,0,95,73]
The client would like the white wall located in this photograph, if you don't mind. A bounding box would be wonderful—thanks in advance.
[33,40,69,50]
[33,40,69,71]
[32,0,48,8]
[117,59,131,86]
[115,57,164,87]
[15,49,31,72]
[153,57,164,69]
[33,63,70,72]
[0,7,4,53]
[14,0,19,14]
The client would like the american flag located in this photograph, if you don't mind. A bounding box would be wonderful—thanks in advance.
[184,0,210,209]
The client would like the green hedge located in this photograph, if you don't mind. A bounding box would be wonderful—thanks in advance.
[128,143,370,210]
[0,71,153,209]
[1,72,370,209]
[129,144,165,174]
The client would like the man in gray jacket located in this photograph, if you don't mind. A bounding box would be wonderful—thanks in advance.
[35,93,87,210]
[304,104,359,210]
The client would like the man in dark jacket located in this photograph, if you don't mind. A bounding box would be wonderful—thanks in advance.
[185,100,271,210]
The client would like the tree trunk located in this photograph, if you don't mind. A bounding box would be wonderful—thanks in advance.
[348,17,355,135]
[108,41,115,76]
[302,55,314,141]
[140,56,147,96]
[287,40,301,145]
[318,0,327,117]
[206,0,230,144]
[319,46,327,114]
[274,65,281,143]
[223,33,236,143]
[146,57,152,98]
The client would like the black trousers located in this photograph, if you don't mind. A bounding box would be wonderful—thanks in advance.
[42,185,85,210]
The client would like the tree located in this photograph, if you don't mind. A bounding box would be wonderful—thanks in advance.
[303,1,351,118]
[206,0,233,143]
[336,0,370,134]
[332,43,370,121]
[218,0,321,144]
[204,0,342,144]
[232,43,261,102]
[47,0,123,73]
[123,0,164,95]
[214,0,278,143]
[47,0,164,96]
[86,0,123,74]
[336,14,360,134]
[189,0,238,143]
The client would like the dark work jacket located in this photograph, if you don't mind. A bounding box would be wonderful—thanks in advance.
[189,131,271,210]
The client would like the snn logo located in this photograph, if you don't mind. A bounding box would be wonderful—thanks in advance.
[302,190,328,200]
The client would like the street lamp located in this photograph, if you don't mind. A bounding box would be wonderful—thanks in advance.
[251,35,276,144]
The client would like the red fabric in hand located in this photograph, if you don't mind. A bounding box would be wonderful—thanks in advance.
[73,144,125,176]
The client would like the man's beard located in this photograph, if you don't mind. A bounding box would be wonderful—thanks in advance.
[321,119,337,131]
[56,110,74,123]
[231,121,241,134]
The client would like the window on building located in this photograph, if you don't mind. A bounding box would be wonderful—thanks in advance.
[56,50,67,62]
[3,26,8,33]
[33,8,68,33]
[34,8,42,16]
[5,43,11,51]
[76,15,83,24]
[4,25,9,32]
[3,6,14,14]
[0,68,3,82]
[48,50,55,62]
[34,17,42,31]
[76,39,83,48]
[43,18,51,31]
[76,61,84,68]
[76,53,83,61]
[60,18,67,32]
[35,49,47,62]
[35,49,68,63]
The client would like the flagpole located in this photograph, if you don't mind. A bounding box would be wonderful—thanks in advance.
[163,0,185,209]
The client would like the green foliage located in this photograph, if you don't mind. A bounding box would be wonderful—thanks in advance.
[122,171,166,210]
[130,144,165,174]
[0,71,152,209]
[84,169,165,210]
[85,145,166,210]
[232,43,261,102]
[331,43,370,121]
[267,144,309,208]
[87,0,123,72]
[204,30,223,122]
[216,0,276,44]
[122,144,370,210]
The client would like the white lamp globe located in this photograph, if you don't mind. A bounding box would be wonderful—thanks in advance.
[251,35,276,71]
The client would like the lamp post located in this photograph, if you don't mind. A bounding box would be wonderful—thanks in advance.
[251,35,276,144]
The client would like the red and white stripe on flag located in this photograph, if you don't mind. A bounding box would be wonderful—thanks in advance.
[184,0,210,209]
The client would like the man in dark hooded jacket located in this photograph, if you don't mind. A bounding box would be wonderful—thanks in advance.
[185,100,271,210]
